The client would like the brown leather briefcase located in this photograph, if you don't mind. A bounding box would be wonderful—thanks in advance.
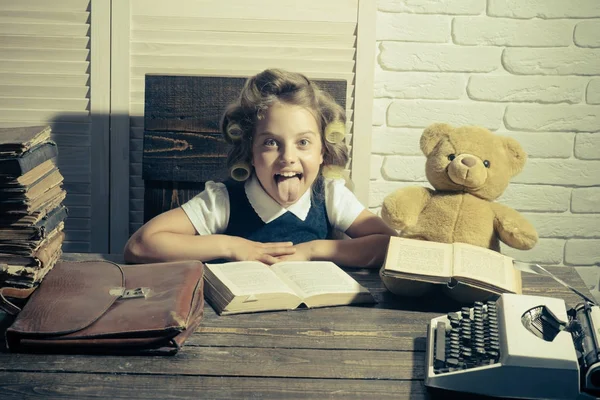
[1,259,204,355]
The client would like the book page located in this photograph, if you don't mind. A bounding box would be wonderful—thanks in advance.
[383,237,453,277]
[271,261,367,299]
[452,243,518,292]
[205,262,296,297]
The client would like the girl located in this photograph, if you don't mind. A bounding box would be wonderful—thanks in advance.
[124,69,396,267]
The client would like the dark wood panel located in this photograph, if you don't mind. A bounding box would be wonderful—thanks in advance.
[0,347,423,380]
[143,76,245,183]
[142,131,230,182]
[144,75,247,133]
[0,372,425,400]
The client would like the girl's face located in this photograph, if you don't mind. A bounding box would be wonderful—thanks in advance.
[252,102,323,207]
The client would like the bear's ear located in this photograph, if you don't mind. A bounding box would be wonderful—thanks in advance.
[504,137,527,176]
[420,123,452,156]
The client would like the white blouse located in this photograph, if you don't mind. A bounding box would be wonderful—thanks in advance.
[181,175,365,236]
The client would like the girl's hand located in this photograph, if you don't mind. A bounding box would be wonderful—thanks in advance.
[229,237,296,264]
[275,241,314,263]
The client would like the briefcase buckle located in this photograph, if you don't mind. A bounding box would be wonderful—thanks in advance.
[122,287,150,299]
[110,287,150,299]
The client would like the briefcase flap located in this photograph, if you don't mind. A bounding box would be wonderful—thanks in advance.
[7,260,204,337]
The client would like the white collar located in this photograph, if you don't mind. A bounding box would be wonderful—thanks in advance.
[244,174,312,223]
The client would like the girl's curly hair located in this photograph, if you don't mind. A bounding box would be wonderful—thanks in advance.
[221,68,349,180]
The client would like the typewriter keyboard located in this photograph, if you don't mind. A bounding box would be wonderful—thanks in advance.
[433,300,501,374]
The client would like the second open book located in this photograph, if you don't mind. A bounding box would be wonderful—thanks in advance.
[381,237,523,296]
[204,261,375,315]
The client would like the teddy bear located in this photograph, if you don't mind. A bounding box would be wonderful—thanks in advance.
[380,123,538,300]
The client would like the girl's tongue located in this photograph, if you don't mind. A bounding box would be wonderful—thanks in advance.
[275,174,301,203]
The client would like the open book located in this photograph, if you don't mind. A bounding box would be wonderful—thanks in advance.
[204,260,375,315]
[381,237,522,297]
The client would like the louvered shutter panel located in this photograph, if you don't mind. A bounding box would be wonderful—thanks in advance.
[0,0,110,252]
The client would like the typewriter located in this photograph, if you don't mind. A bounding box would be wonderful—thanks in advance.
[425,293,600,400]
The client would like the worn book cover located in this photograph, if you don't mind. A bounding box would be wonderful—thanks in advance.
[0,222,65,256]
[0,229,64,289]
[381,237,522,302]
[0,126,51,156]
[0,205,68,240]
[0,168,63,201]
[0,159,56,188]
[0,141,58,177]
[204,260,375,315]
[0,185,66,214]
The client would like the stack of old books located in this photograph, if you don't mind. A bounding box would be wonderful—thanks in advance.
[0,126,67,291]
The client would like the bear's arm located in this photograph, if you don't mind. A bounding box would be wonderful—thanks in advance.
[490,202,538,250]
[381,186,433,231]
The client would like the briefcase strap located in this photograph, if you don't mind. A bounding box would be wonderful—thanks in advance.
[0,287,35,315]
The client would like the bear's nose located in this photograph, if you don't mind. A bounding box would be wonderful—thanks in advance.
[461,157,476,167]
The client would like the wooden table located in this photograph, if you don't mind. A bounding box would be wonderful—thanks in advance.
[0,254,591,399]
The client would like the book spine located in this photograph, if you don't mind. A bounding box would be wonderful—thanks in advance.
[36,205,68,239]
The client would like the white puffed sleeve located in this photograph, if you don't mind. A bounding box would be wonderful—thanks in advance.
[180,181,230,235]
[324,178,365,233]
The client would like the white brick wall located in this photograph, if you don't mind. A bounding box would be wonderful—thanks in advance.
[373,0,600,268]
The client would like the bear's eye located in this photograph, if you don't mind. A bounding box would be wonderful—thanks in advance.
[483,160,491,168]
[448,154,456,161]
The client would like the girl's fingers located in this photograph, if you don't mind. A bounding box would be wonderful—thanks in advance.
[266,246,296,256]
[259,254,280,265]
[260,241,294,248]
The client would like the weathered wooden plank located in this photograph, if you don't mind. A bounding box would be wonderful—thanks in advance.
[142,131,229,182]
[0,347,423,380]
[144,75,246,132]
[0,372,425,400]
[190,324,427,352]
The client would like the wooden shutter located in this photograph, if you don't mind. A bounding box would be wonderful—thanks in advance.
[0,0,110,252]
[110,0,374,252]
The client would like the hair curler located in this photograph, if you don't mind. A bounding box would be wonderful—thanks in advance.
[230,162,251,181]
[225,123,244,143]
[324,121,346,144]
